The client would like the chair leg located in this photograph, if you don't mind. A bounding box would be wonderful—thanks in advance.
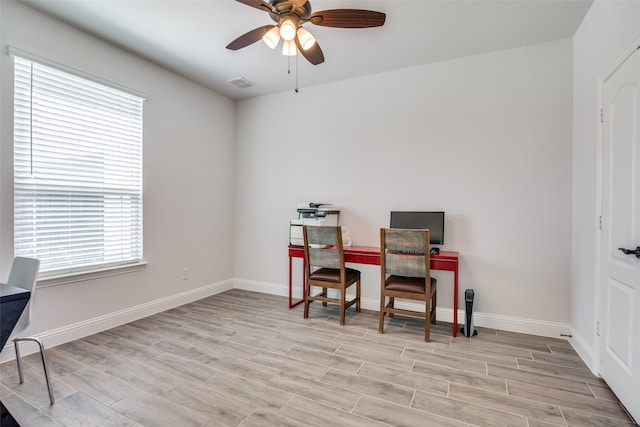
[425,315,430,342]
[389,297,395,318]
[424,299,431,342]
[13,337,55,405]
[304,287,310,319]
[322,288,328,306]
[356,279,361,312]
[339,287,346,326]
[13,339,24,385]
[431,290,437,324]
[378,294,386,334]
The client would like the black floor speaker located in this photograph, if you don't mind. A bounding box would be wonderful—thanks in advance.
[460,288,478,337]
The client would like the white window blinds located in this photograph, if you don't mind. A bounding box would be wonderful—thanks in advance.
[13,55,143,276]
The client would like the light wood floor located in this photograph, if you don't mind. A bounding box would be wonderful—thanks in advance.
[0,289,635,426]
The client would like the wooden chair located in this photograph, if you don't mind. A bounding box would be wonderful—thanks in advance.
[303,225,361,325]
[378,228,437,342]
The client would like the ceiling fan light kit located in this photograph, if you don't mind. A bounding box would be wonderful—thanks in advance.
[282,39,297,56]
[227,0,386,66]
[296,27,315,50]
[263,26,281,49]
[279,16,298,40]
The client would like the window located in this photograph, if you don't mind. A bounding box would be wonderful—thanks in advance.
[13,55,143,277]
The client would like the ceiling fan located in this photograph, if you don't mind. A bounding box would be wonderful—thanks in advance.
[226,0,386,65]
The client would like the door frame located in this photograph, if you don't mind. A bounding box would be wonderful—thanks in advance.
[594,33,640,377]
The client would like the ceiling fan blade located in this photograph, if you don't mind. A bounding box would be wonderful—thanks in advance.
[235,0,272,13]
[295,36,325,65]
[226,25,275,50]
[309,9,386,28]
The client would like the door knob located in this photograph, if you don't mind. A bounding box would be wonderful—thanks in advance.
[618,246,640,258]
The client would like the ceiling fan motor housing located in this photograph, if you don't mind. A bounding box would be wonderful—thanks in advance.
[269,0,312,22]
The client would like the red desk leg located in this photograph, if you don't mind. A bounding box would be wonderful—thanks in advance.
[453,264,458,337]
[288,254,293,308]
[288,247,305,308]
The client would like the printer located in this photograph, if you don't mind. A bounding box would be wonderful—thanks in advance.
[289,202,340,246]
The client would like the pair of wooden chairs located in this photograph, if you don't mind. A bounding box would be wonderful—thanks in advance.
[302,226,437,341]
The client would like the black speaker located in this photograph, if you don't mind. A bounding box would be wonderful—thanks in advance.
[460,289,478,337]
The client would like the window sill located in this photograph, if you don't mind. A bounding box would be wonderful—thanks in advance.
[37,261,148,288]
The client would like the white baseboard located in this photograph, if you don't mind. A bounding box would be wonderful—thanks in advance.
[233,278,289,297]
[569,328,597,375]
[232,280,571,339]
[368,298,570,339]
[470,310,571,339]
[2,277,572,363]
[0,279,233,363]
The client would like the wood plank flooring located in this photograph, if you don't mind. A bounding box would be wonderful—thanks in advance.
[0,289,635,426]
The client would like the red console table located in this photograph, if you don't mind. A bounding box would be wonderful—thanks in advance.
[288,245,460,337]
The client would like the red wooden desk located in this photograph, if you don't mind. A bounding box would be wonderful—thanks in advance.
[288,245,460,337]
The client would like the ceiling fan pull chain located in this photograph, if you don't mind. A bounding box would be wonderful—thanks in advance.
[295,52,299,93]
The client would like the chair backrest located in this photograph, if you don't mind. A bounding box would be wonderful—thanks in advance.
[381,228,430,278]
[303,225,345,270]
[6,257,40,328]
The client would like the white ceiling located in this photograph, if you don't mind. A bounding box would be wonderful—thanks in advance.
[21,0,592,100]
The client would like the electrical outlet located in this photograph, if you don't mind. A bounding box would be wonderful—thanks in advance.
[181,268,189,280]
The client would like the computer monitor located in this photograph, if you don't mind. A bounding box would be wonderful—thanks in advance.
[389,211,445,245]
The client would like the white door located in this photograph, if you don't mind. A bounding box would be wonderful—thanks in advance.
[599,46,640,424]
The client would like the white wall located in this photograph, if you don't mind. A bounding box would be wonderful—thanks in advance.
[0,0,582,351]
[0,0,236,352]
[571,0,640,369]
[235,39,574,335]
